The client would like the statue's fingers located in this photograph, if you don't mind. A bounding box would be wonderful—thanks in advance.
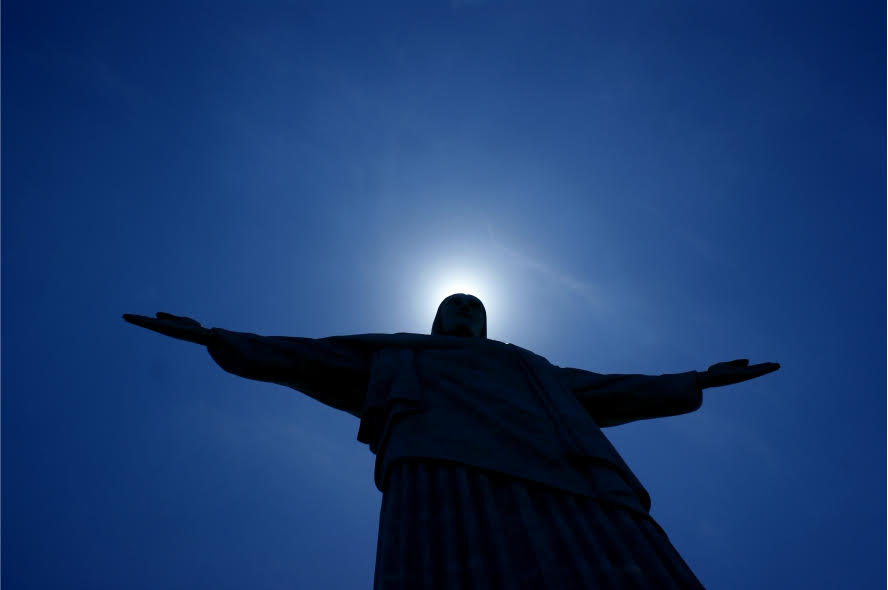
[750,362,780,375]
[729,359,749,367]
[123,313,156,328]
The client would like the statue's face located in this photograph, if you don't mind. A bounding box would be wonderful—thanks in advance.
[439,294,485,338]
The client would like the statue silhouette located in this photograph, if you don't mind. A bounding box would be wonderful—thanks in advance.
[124,294,779,588]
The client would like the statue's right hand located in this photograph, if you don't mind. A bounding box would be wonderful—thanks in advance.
[122,312,212,345]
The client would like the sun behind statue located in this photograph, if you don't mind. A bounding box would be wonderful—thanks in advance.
[431,293,487,338]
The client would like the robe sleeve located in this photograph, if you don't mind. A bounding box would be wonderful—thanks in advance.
[206,328,372,418]
[555,367,703,427]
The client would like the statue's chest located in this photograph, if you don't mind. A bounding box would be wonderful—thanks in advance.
[414,347,539,409]
[417,344,519,377]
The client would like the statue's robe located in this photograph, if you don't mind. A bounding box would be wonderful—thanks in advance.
[208,329,706,589]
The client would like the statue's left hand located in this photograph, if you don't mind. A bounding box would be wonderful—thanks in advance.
[696,359,780,389]
[123,312,212,345]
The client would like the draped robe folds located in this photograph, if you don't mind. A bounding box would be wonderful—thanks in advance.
[206,329,705,587]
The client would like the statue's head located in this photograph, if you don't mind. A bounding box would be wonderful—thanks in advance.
[432,293,487,338]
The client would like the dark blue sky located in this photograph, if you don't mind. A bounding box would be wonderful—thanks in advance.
[3,1,884,588]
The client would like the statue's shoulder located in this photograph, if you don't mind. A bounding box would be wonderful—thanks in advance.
[324,333,549,360]
[326,332,469,349]
[324,332,429,348]
[500,341,553,366]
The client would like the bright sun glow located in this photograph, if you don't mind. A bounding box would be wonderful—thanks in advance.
[411,260,510,338]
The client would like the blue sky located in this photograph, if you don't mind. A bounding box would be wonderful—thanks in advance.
[3,1,884,588]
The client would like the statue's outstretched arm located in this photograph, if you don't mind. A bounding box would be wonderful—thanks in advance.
[123,312,371,418]
[557,368,703,427]
[557,358,780,427]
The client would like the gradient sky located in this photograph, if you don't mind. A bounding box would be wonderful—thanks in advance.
[3,1,885,588]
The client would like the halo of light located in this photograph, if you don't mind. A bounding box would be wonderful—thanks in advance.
[411,258,509,338]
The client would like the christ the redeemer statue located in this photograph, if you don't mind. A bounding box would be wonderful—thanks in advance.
[124,294,779,589]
